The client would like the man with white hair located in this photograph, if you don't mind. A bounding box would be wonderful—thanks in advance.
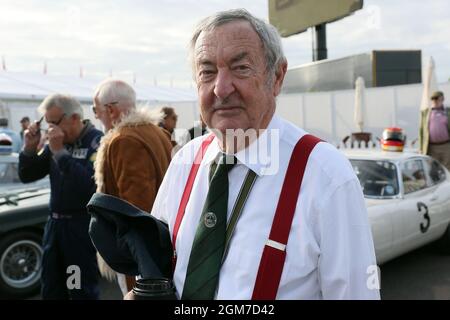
[130,9,380,300]
[19,93,103,299]
[92,79,172,296]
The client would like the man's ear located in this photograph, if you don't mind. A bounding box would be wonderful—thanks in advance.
[273,61,288,97]
[108,105,122,121]
[71,113,81,123]
[106,105,116,117]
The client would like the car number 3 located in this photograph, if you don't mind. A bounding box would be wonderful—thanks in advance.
[417,202,430,233]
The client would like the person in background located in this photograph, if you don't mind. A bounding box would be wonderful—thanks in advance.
[158,106,180,148]
[419,91,450,170]
[0,118,21,153]
[189,115,208,140]
[92,79,172,297]
[19,94,103,299]
[20,116,30,141]
[180,115,209,147]
[158,106,178,135]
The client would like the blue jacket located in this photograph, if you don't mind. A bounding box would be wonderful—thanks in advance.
[19,121,103,215]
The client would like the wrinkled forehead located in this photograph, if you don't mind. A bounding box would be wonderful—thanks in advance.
[44,105,64,121]
[46,104,64,115]
[194,21,264,63]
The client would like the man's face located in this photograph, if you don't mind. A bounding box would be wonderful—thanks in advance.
[44,106,77,144]
[93,97,114,131]
[164,113,178,133]
[432,96,444,108]
[21,120,30,130]
[194,21,286,135]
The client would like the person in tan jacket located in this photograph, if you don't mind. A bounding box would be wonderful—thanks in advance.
[92,79,172,296]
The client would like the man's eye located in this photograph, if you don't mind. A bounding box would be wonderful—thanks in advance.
[199,70,214,76]
[198,70,215,82]
[233,65,251,73]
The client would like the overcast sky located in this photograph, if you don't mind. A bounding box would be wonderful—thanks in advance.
[1,0,449,87]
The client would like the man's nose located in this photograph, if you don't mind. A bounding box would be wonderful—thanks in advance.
[213,69,235,100]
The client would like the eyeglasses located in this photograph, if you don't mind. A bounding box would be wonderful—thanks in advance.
[39,113,66,131]
[50,113,66,126]
[92,101,119,114]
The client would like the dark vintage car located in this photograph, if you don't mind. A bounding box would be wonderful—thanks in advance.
[0,151,49,298]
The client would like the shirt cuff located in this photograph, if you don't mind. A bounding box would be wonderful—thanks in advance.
[21,149,37,157]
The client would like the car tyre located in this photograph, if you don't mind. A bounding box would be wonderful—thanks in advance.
[0,231,43,298]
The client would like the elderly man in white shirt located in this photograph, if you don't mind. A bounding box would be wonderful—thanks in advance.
[144,9,379,300]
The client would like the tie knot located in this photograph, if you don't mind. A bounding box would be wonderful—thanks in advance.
[209,153,236,182]
[219,153,237,168]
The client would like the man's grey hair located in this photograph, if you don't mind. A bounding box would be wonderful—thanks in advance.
[38,93,84,118]
[94,79,136,111]
[189,8,286,82]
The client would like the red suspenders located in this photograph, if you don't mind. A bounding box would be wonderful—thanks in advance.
[172,133,321,299]
[252,134,321,299]
[172,134,215,267]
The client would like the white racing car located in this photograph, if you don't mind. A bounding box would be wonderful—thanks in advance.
[344,149,450,264]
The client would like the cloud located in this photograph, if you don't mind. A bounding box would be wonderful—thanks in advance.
[1,0,449,85]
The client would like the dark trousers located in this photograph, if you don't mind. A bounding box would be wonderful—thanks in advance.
[40,216,100,300]
[428,142,450,171]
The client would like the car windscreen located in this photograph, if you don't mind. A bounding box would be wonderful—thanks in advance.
[0,162,21,184]
[350,160,399,197]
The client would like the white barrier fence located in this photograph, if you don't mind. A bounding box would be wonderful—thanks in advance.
[3,80,450,149]
[276,81,450,146]
[335,140,418,151]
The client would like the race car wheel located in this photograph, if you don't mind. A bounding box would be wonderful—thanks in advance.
[0,231,43,298]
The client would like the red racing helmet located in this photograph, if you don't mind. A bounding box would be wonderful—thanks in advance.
[381,127,405,152]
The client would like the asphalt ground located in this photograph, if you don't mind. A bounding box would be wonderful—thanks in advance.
[380,242,450,299]
[19,242,450,300]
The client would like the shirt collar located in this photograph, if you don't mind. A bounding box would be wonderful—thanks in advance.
[202,115,283,177]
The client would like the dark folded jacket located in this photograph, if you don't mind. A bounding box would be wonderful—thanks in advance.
[87,193,172,279]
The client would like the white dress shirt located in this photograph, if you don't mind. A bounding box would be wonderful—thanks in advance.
[151,115,380,300]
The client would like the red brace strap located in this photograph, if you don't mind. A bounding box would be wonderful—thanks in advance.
[252,134,321,300]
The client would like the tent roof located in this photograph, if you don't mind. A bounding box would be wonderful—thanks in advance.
[0,71,197,103]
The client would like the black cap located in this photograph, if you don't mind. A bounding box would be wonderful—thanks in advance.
[87,193,173,279]
[431,91,444,100]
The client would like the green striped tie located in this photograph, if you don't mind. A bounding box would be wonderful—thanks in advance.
[181,153,236,300]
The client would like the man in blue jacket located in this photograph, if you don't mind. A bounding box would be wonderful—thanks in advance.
[19,94,103,299]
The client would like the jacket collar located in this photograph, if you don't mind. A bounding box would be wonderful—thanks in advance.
[68,120,93,149]
[109,108,162,132]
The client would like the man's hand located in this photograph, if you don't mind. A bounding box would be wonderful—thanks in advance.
[47,124,65,154]
[23,121,42,153]
[124,290,135,300]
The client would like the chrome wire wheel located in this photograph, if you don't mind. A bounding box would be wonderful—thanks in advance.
[0,239,42,290]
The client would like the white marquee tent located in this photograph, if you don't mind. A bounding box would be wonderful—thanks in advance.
[3,70,449,149]
[0,71,199,134]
